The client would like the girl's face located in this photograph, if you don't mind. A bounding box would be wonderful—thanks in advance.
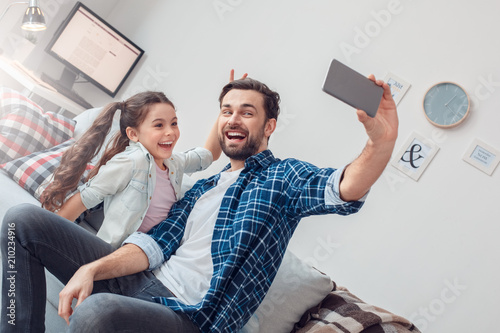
[127,103,180,169]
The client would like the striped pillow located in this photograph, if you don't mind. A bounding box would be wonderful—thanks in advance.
[0,87,76,163]
[0,139,93,200]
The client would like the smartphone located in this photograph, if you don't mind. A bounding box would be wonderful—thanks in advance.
[322,59,383,118]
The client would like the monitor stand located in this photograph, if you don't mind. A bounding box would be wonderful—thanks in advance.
[53,66,78,89]
[41,66,77,89]
[40,67,93,110]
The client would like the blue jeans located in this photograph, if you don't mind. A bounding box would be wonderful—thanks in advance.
[1,203,199,332]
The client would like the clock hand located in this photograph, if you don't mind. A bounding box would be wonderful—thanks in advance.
[444,95,457,107]
[446,104,460,117]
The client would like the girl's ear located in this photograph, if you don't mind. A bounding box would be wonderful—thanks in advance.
[126,127,139,142]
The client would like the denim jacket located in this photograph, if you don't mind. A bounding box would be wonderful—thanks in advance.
[79,141,213,248]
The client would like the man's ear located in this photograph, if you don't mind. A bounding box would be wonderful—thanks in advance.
[265,118,277,138]
[126,127,139,142]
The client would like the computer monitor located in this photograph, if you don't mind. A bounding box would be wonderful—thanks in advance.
[45,2,144,97]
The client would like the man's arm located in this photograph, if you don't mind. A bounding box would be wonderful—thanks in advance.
[58,243,149,325]
[339,75,398,202]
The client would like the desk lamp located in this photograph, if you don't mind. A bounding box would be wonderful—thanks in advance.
[0,0,46,32]
[0,0,46,55]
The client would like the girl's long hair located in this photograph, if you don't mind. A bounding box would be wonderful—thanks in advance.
[41,91,174,212]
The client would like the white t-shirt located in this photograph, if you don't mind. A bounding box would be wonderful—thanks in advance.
[153,169,242,305]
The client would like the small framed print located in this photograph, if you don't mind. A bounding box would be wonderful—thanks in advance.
[462,138,500,176]
[391,131,440,181]
[384,72,411,106]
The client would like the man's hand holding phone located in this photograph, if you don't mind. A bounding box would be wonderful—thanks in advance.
[324,61,399,202]
[356,74,398,147]
[322,59,384,118]
[322,59,398,145]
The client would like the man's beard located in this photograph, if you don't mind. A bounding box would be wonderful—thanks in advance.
[219,126,265,161]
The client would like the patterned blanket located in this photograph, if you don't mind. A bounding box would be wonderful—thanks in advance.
[291,283,421,333]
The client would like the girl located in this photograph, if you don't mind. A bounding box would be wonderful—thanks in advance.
[41,91,221,248]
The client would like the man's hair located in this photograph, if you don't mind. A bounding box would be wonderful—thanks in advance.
[218,78,281,122]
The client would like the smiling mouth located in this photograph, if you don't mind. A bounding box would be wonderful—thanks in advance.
[226,131,247,141]
[158,141,174,149]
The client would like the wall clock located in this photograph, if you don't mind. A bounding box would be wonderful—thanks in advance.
[422,82,470,128]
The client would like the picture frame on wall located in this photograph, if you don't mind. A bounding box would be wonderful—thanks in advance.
[462,138,500,176]
[391,131,440,181]
[384,72,411,106]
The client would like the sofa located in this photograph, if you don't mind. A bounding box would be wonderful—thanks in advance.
[0,87,419,332]
[0,87,114,332]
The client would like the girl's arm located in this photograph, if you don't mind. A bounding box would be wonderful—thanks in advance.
[204,120,222,161]
[56,153,133,222]
[56,192,87,222]
[203,70,248,161]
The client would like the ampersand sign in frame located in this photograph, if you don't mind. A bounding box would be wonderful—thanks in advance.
[391,131,440,181]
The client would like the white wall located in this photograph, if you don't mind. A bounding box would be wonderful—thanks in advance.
[3,0,500,331]
[106,2,499,332]
[110,2,500,331]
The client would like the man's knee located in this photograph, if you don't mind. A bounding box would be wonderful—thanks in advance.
[69,293,197,333]
[2,204,39,243]
[3,203,44,229]
[69,294,119,332]
[4,203,33,223]
[3,203,72,242]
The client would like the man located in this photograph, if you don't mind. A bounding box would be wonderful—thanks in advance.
[1,74,399,332]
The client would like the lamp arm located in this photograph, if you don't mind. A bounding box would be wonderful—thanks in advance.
[0,2,29,23]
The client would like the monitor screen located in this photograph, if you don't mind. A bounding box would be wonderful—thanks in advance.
[45,2,144,97]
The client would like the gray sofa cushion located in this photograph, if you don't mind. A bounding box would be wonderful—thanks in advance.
[0,172,40,217]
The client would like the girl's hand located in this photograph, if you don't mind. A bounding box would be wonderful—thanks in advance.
[229,69,248,82]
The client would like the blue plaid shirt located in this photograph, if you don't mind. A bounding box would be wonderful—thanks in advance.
[126,150,365,332]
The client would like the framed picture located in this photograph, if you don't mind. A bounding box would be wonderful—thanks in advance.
[462,138,500,176]
[384,72,411,106]
[391,131,440,181]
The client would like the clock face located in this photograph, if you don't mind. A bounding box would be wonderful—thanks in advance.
[423,82,470,128]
